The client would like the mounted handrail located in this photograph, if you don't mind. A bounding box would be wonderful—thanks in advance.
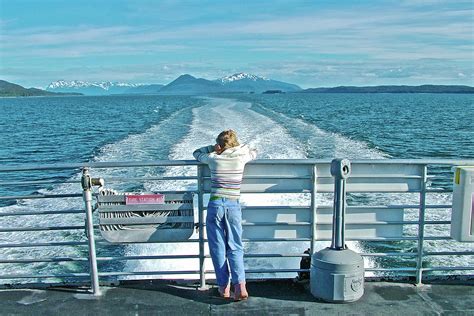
[0,159,473,295]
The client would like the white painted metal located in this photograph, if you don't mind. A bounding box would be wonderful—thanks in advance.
[0,159,473,291]
[451,166,474,242]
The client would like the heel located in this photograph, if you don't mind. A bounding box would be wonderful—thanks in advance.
[234,282,249,301]
[218,284,230,299]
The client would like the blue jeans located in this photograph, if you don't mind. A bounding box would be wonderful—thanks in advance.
[206,197,245,286]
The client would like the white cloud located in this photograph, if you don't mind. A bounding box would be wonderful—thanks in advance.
[2,1,472,87]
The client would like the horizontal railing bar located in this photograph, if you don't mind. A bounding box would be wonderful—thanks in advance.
[242,206,310,210]
[0,273,90,279]
[240,189,313,194]
[426,190,452,193]
[425,205,452,209]
[320,237,419,241]
[349,175,423,179]
[0,180,80,186]
[0,257,88,264]
[204,175,313,180]
[102,176,198,182]
[95,240,200,245]
[0,237,430,247]
[243,269,303,274]
[242,237,418,242]
[423,236,452,240]
[364,268,416,272]
[242,222,311,226]
[0,252,430,264]
[346,190,423,193]
[360,253,417,257]
[246,175,311,179]
[422,267,474,271]
[322,221,416,225]
[244,253,309,258]
[424,251,474,256]
[243,238,312,242]
[97,254,311,261]
[97,255,200,261]
[424,221,451,225]
[1,251,446,264]
[0,241,88,248]
[2,158,473,173]
[0,226,84,233]
[0,193,82,200]
[248,205,446,210]
[0,209,84,217]
[241,221,437,226]
[98,271,199,277]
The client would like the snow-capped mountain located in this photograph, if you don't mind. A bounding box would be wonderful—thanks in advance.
[215,72,301,93]
[46,80,145,95]
[218,73,269,83]
[45,73,302,95]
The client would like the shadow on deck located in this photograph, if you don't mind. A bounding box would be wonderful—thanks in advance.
[1,279,473,315]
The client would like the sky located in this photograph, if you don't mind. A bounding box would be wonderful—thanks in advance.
[0,0,473,88]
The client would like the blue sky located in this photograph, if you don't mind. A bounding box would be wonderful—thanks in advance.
[0,0,473,88]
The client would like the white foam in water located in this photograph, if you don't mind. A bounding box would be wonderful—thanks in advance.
[1,96,469,283]
[252,104,389,159]
[125,97,375,279]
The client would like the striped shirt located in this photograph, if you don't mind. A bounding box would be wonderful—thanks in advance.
[193,144,257,199]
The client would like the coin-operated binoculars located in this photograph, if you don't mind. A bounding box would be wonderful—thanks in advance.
[310,159,365,303]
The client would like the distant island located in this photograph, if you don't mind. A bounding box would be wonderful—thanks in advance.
[300,85,474,94]
[0,80,82,97]
[262,90,284,94]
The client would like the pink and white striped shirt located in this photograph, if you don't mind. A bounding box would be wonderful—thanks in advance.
[193,144,257,199]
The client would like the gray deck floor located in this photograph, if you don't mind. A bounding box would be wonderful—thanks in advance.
[1,280,473,315]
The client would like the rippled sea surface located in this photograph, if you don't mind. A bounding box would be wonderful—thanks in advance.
[0,93,472,282]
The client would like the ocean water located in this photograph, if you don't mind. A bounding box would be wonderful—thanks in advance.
[0,93,472,282]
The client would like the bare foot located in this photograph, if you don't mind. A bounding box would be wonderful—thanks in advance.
[234,282,249,301]
[218,284,230,298]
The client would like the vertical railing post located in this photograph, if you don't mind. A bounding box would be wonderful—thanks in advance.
[416,165,428,285]
[81,167,101,296]
[197,164,207,289]
[310,164,318,254]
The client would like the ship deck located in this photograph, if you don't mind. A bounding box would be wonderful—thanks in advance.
[1,279,473,315]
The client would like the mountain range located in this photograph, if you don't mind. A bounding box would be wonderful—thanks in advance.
[0,80,81,97]
[46,80,164,96]
[2,74,473,97]
[46,73,302,95]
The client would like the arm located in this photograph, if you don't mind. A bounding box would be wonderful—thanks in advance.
[193,145,215,164]
[241,145,257,164]
[248,148,257,162]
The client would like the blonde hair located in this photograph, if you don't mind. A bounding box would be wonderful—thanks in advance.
[216,130,240,150]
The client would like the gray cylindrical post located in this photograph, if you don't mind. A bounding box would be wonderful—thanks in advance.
[82,168,101,296]
[330,159,351,250]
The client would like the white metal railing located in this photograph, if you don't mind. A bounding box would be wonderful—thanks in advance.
[0,159,473,295]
